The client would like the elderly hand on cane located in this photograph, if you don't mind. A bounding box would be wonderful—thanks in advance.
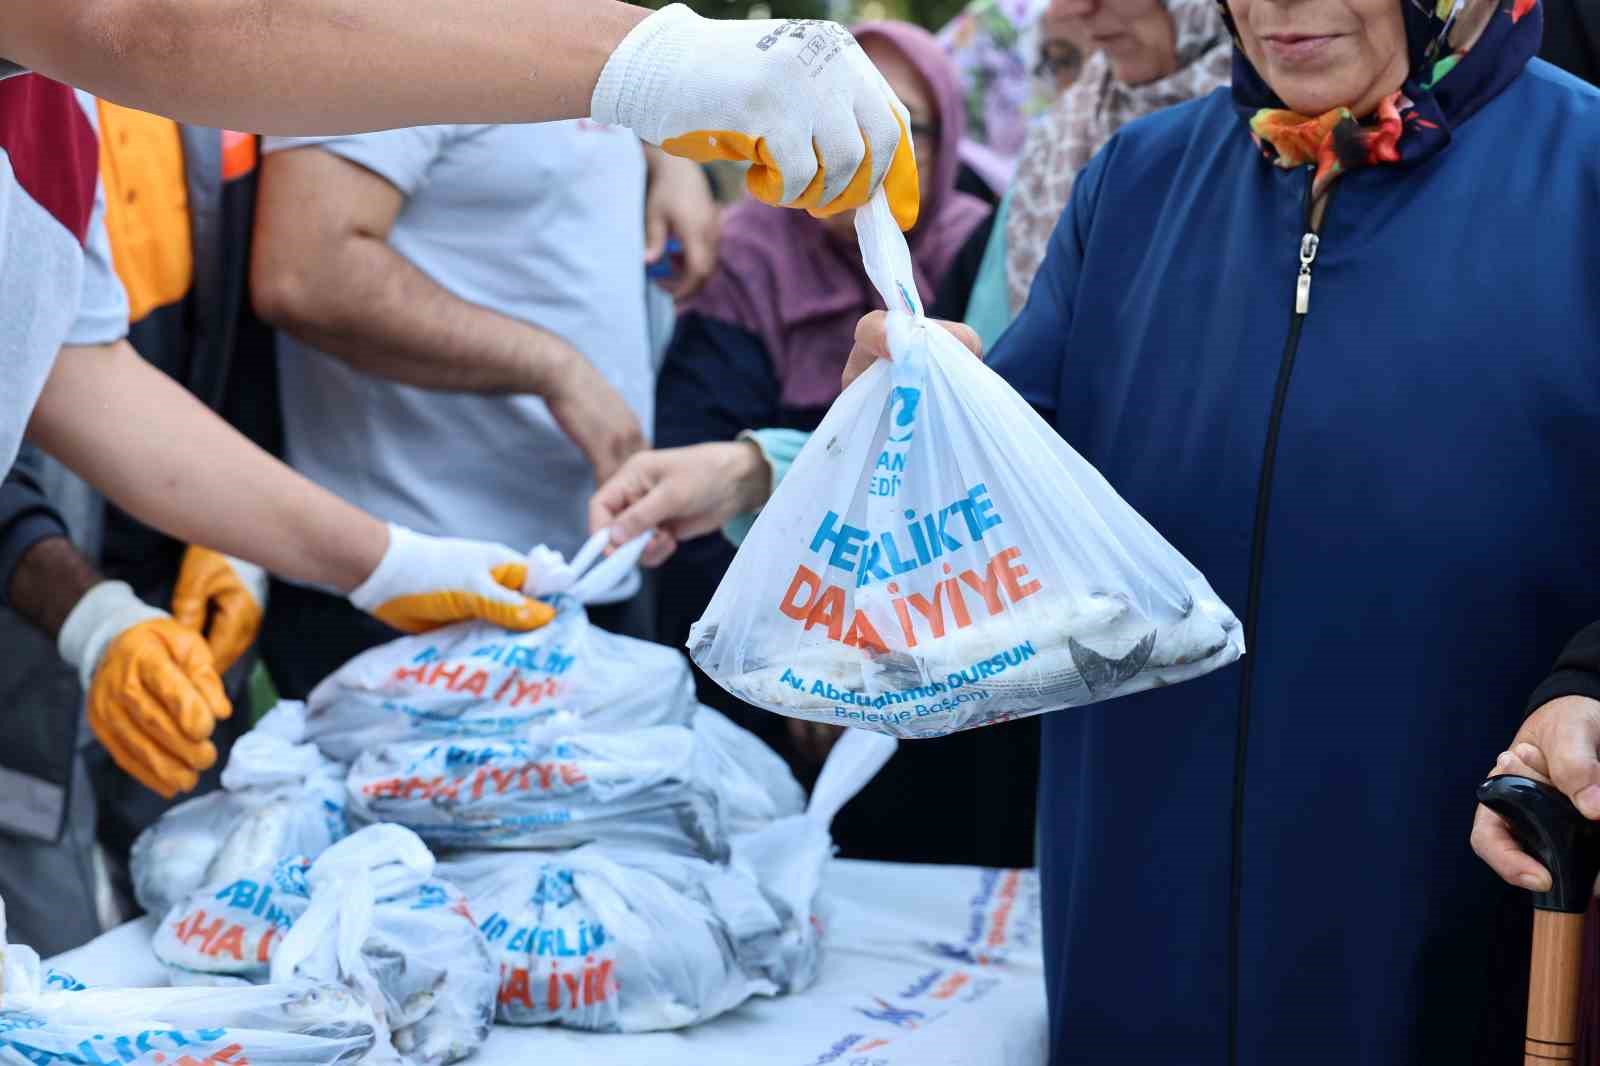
[1473,696,1600,892]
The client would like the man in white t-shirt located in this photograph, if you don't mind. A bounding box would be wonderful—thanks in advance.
[249,122,719,696]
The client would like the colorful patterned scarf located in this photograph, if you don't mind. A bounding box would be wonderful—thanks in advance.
[1221,0,1543,199]
[1006,0,1233,312]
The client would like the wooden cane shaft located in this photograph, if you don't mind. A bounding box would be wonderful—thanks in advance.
[1526,909,1586,1064]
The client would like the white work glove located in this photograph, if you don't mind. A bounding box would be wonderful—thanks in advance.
[592,3,921,229]
[348,524,555,634]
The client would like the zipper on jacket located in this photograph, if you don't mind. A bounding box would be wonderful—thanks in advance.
[1226,167,1333,1066]
[1294,233,1320,314]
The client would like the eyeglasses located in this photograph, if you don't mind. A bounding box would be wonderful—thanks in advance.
[1034,43,1084,81]
[909,120,941,145]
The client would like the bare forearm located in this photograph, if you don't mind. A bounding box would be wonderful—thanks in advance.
[260,235,572,394]
[8,536,101,639]
[27,343,388,594]
[0,0,645,134]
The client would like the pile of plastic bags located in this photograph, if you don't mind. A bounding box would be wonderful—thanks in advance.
[123,529,890,1053]
[439,728,891,1033]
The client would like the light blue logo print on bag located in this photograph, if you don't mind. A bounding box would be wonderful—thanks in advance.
[868,385,921,499]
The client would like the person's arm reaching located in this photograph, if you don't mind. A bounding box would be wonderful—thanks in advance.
[0,3,918,225]
[33,342,385,593]
[592,314,984,565]
[0,0,645,135]
[590,442,773,569]
[27,341,555,634]
[251,144,643,483]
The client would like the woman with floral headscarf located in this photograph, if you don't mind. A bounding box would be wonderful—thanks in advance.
[1005,0,1232,312]
[593,0,1600,1056]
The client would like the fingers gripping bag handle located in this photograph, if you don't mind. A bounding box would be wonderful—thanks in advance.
[526,529,653,605]
[855,187,923,322]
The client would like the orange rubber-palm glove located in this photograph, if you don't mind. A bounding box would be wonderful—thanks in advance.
[347,525,556,634]
[591,4,921,229]
[171,546,268,674]
[58,581,232,799]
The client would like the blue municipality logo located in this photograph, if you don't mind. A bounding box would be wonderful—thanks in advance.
[855,997,925,1029]
[529,866,578,908]
[886,386,921,443]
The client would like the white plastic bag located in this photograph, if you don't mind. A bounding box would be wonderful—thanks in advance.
[690,191,1244,737]
[730,729,898,992]
[439,847,773,1033]
[304,533,695,762]
[130,702,348,916]
[0,895,379,1065]
[344,705,802,857]
[151,826,496,1065]
[691,705,805,834]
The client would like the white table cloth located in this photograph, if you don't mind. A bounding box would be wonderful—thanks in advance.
[51,859,1047,1066]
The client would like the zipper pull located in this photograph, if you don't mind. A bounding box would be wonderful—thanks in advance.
[1295,232,1320,315]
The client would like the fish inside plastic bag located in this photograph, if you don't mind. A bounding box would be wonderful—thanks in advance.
[690,190,1244,738]
[440,848,765,1032]
[436,729,892,1032]
[0,895,378,1065]
[303,532,695,762]
[344,706,801,859]
[150,825,496,1066]
[130,701,348,917]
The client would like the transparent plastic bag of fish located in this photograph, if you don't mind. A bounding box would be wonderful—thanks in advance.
[0,895,378,1065]
[689,190,1245,739]
[343,707,801,858]
[130,701,348,917]
[150,826,496,1066]
[303,534,692,763]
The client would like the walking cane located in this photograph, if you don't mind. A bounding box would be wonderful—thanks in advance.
[1478,774,1600,1064]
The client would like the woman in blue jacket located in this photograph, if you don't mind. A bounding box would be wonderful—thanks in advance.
[593,0,1600,1058]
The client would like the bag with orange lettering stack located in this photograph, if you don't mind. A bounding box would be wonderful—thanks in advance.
[341,705,804,858]
[690,190,1245,738]
[150,825,497,1066]
[0,895,380,1065]
[434,730,895,1033]
[301,532,694,763]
